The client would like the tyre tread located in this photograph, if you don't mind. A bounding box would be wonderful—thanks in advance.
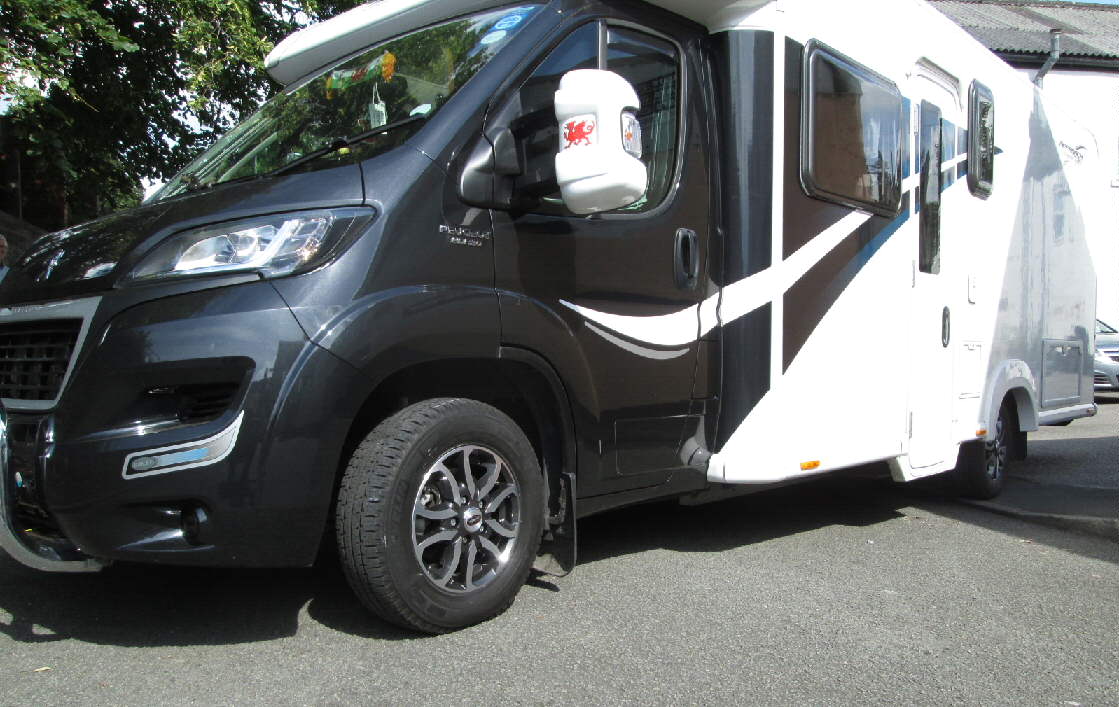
[335,398,540,633]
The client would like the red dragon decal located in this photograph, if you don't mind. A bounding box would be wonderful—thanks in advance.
[563,119,595,148]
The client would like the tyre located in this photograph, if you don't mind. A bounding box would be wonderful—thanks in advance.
[335,398,543,633]
[953,401,1012,499]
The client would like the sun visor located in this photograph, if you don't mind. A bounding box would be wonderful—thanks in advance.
[265,0,504,86]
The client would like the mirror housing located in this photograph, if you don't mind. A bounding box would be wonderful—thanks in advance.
[554,69,647,214]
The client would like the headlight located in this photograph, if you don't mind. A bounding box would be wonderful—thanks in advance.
[126,208,372,282]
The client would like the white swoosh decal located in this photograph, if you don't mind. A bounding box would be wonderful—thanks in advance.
[561,210,873,346]
[584,322,690,360]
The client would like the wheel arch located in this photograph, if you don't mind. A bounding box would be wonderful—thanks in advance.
[335,349,577,526]
[984,359,1039,433]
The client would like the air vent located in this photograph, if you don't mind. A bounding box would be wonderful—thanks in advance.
[176,383,239,423]
[0,319,82,401]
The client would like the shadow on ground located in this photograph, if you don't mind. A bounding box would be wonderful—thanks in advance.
[1,449,1114,647]
[576,470,1118,569]
[0,551,422,646]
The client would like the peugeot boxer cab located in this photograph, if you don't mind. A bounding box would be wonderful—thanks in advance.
[0,0,710,632]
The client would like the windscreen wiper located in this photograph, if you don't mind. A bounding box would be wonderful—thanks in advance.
[268,115,428,178]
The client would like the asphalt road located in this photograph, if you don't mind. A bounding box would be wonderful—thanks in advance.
[2,400,1116,705]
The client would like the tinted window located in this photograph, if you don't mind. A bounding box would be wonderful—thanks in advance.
[510,23,599,211]
[155,6,540,200]
[801,42,904,216]
[967,80,995,198]
[606,27,678,212]
[919,100,942,274]
[513,22,681,215]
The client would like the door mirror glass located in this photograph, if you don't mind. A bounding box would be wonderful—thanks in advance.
[553,69,648,214]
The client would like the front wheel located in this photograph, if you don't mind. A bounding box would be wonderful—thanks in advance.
[335,398,544,633]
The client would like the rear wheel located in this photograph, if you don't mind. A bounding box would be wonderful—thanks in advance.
[336,398,543,633]
[953,401,1012,499]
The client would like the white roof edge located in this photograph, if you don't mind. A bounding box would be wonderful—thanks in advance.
[265,0,507,86]
[265,0,778,87]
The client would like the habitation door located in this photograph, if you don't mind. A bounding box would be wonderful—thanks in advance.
[490,16,714,495]
[907,69,960,470]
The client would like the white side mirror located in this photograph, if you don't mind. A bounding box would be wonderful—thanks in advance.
[554,69,647,214]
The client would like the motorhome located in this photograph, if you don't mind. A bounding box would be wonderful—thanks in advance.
[0,0,1101,633]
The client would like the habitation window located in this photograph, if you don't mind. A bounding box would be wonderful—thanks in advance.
[801,41,904,216]
[919,100,942,274]
[967,80,995,198]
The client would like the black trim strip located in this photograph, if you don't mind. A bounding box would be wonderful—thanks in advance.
[712,29,774,448]
[783,194,912,371]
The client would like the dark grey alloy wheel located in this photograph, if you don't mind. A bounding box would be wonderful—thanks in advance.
[984,408,1009,483]
[953,401,1012,500]
[336,398,543,633]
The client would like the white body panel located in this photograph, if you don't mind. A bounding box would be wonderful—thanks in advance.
[699,0,1100,484]
[1023,69,1119,327]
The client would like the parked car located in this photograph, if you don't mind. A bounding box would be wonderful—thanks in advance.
[1095,319,1119,391]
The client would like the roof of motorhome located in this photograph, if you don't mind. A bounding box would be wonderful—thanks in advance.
[930,0,1119,67]
[265,0,772,86]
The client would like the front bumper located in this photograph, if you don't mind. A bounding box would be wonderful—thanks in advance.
[0,404,107,571]
[0,281,368,570]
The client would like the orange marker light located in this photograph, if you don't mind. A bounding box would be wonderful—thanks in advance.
[800,460,821,471]
[976,429,988,437]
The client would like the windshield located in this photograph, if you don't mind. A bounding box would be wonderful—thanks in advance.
[1098,320,1117,335]
[153,5,539,201]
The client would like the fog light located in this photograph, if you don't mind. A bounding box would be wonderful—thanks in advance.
[122,412,243,479]
[182,506,210,546]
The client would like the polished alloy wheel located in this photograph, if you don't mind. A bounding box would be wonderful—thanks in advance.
[411,444,520,593]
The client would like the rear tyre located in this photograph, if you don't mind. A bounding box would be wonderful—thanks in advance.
[336,398,543,633]
[953,401,1012,500]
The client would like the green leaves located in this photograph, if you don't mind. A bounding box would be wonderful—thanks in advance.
[1,0,364,230]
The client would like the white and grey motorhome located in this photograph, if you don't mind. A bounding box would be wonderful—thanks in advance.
[0,0,1101,632]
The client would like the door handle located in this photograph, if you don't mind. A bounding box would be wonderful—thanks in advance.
[942,306,951,347]
[674,228,699,290]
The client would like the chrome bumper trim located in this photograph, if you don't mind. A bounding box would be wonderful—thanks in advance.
[0,405,107,572]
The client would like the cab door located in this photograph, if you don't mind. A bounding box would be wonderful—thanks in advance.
[490,16,713,496]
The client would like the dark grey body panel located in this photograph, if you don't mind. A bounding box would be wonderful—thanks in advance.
[0,0,725,566]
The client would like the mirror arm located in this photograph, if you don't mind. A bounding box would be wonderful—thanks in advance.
[457,127,524,210]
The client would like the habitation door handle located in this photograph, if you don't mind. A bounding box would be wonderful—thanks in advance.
[942,306,951,348]
[674,228,699,290]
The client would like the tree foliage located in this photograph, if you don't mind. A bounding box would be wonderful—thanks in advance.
[0,0,362,231]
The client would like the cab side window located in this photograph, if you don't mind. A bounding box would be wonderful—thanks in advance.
[606,27,678,212]
[510,22,681,215]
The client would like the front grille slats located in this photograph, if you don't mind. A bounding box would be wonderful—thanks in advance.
[0,319,81,401]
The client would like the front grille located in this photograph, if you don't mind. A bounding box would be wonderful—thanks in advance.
[1095,374,1111,386]
[0,320,82,401]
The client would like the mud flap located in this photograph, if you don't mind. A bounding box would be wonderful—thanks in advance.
[534,471,576,576]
